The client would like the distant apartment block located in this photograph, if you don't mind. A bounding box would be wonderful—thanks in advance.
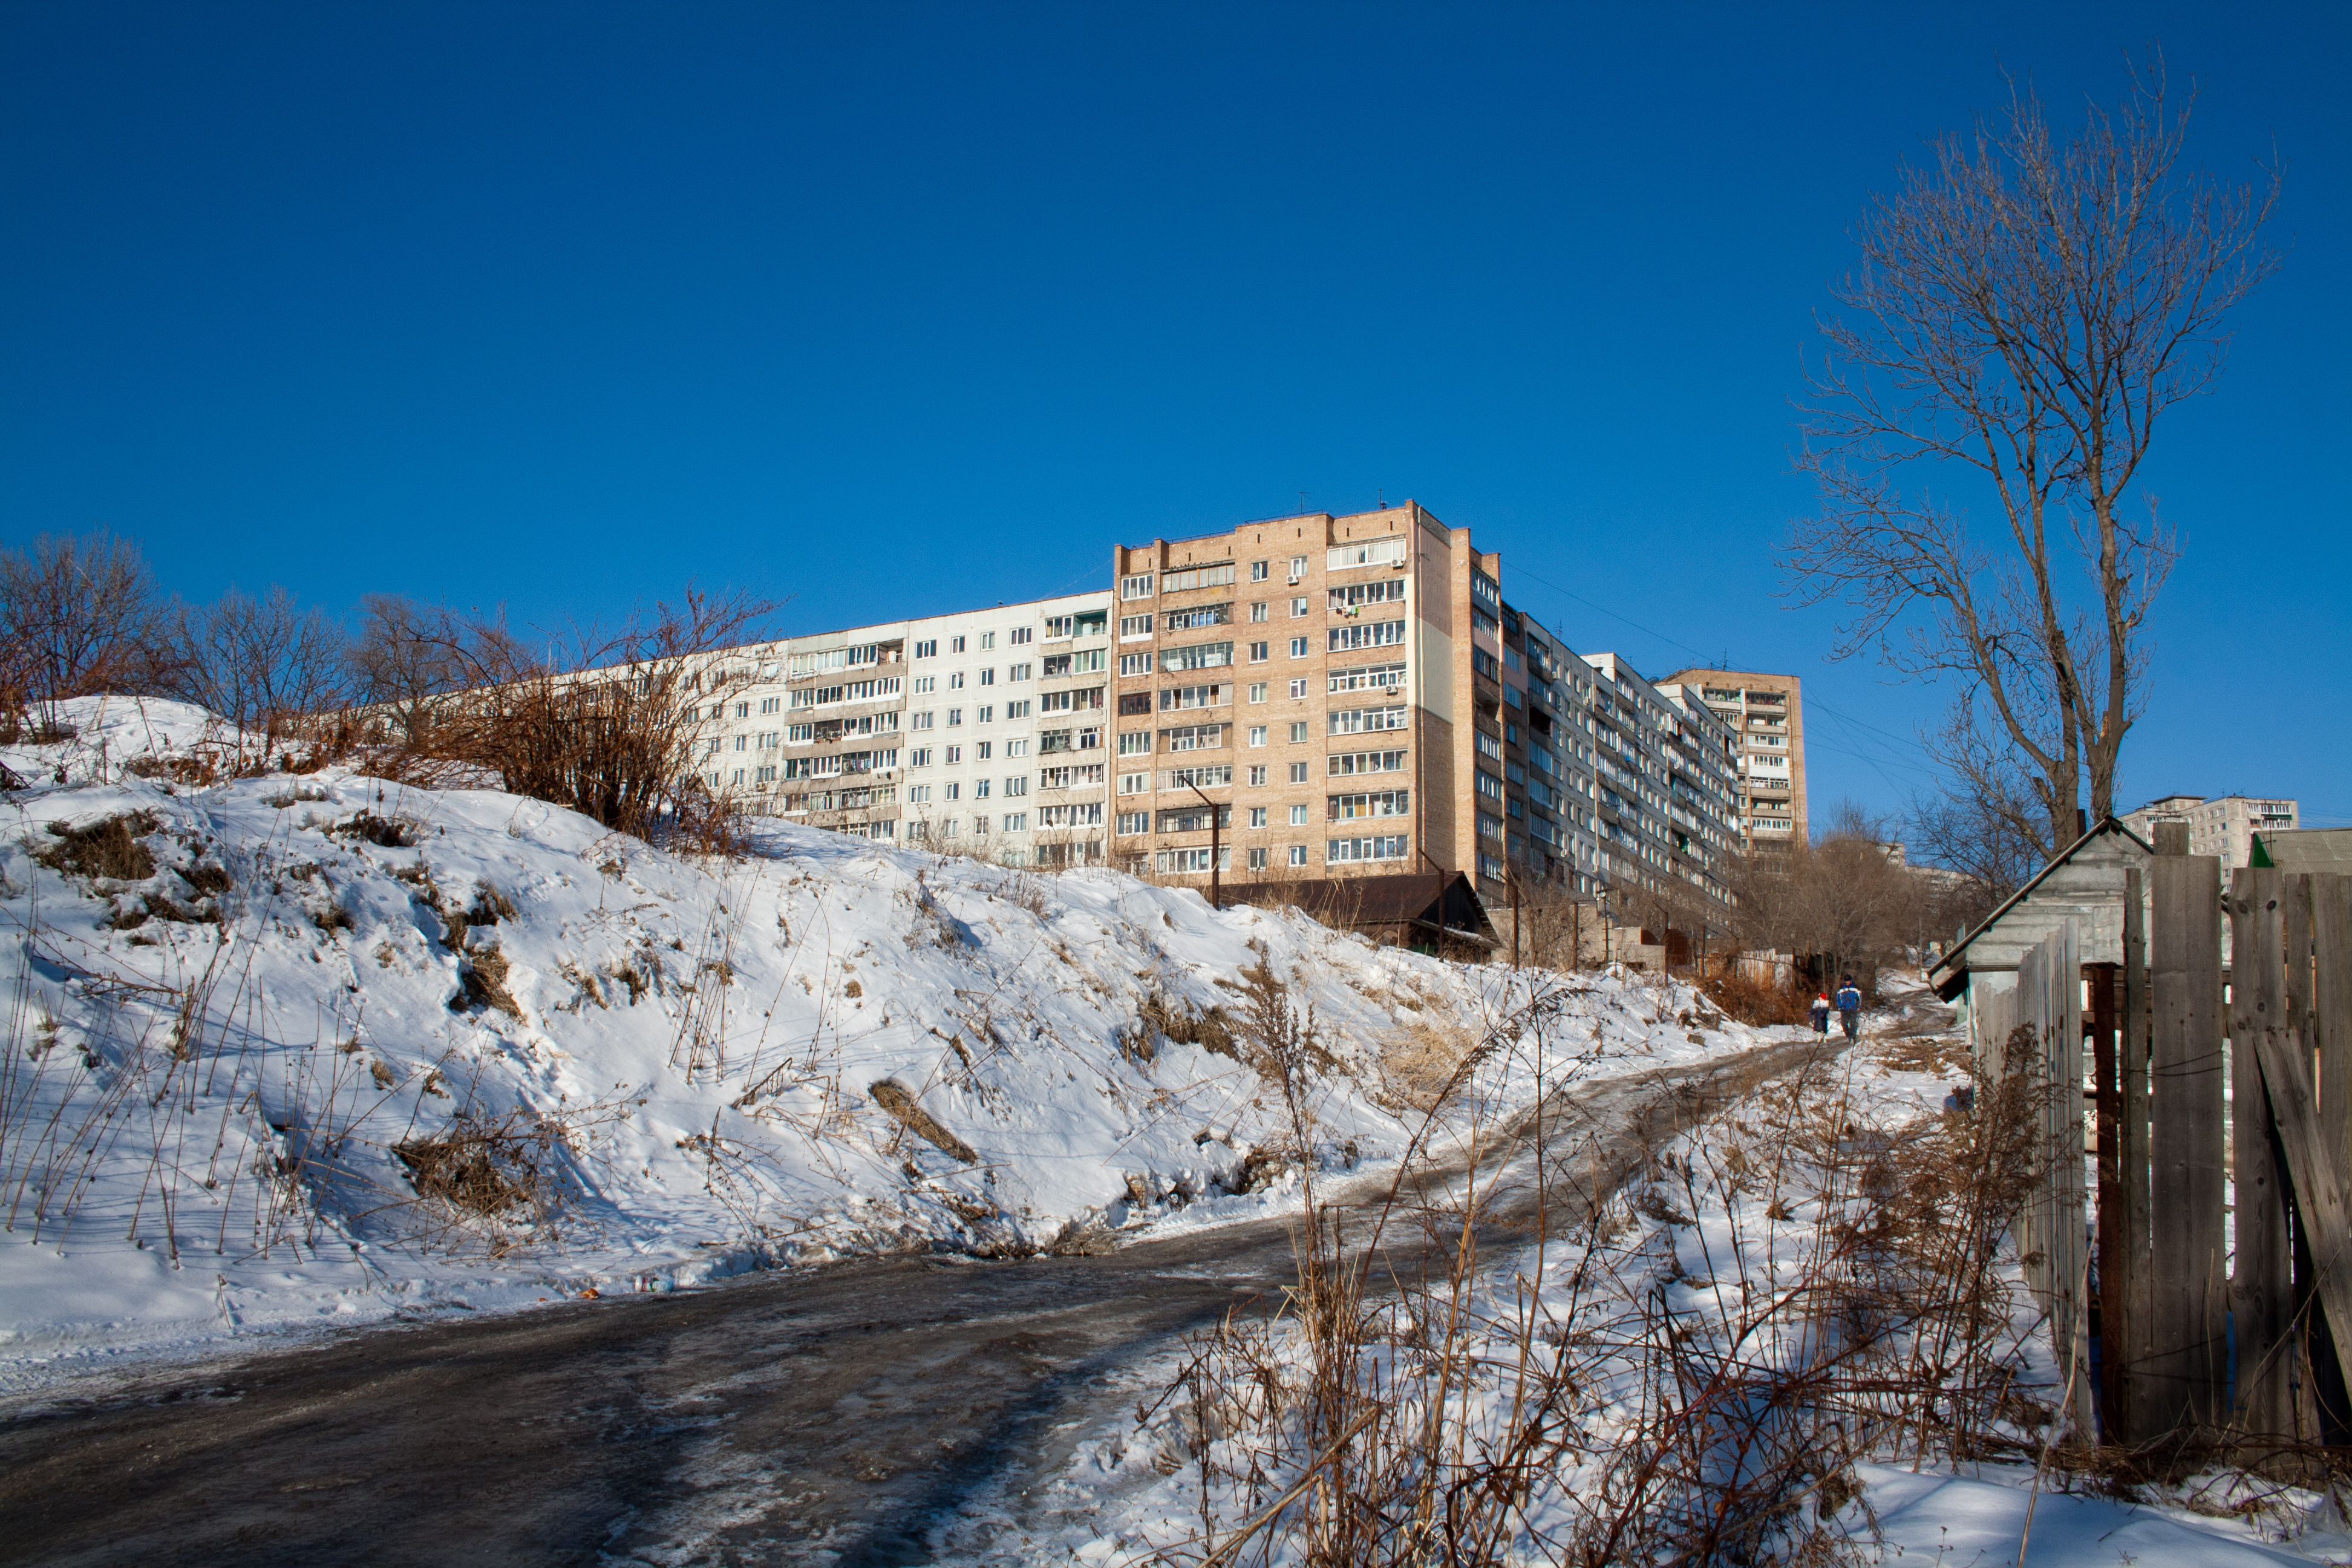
[2122,793,2298,874]
[1660,668,1808,848]
[687,590,1113,867]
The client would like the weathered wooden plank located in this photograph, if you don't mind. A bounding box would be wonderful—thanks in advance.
[2090,961,2123,1440]
[2120,866,2153,1443]
[2232,868,2293,1442]
[2147,855,2227,1434]
[2252,1022,2352,1455]
[2050,920,2094,1441]
[2308,873,2352,1443]
[2281,875,2324,1450]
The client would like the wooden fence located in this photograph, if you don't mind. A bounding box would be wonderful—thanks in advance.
[2001,860,2352,1456]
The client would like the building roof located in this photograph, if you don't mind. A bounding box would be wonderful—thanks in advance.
[1216,872,1498,947]
[2253,828,2352,872]
[1926,815,2154,1000]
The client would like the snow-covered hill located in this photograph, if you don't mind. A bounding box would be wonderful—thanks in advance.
[0,697,1748,1377]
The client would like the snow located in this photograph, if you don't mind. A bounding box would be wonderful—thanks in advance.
[0,696,1745,1387]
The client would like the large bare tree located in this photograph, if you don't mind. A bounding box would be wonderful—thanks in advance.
[1785,56,2279,852]
[0,530,170,728]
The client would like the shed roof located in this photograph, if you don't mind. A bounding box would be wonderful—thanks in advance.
[1927,816,2154,1000]
[1217,872,1499,947]
[2253,828,2352,873]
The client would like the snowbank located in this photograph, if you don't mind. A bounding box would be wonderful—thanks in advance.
[0,697,1745,1382]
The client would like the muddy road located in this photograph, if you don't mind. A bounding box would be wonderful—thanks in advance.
[0,1036,1837,1566]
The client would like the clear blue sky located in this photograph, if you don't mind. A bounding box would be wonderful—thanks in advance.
[4,4,2344,829]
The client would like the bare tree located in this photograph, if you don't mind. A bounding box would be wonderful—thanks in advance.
[348,595,478,742]
[168,584,351,732]
[1785,54,2280,852]
[0,529,169,730]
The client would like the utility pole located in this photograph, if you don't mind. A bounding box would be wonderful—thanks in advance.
[1187,779,1223,910]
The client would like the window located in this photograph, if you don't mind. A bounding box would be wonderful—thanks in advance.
[1329,835,1409,863]
[977,704,993,723]
[1329,705,1408,735]
[1289,721,1308,743]
[759,696,781,715]
[1330,620,1406,652]
[1249,725,1267,747]
[1289,679,1307,699]
[1248,765,1267,786]
[1249,806,1268,828]
[1326,538,1409,572]
[1477,769,1504,800]
[1160,604,1232,632]
[1249,641,1269,663]
[949,671,965,690]
[1289,761,1310,783]
[975,740,993,760]
[1120,653,1153,676]
[1161,763,1230,789]
[975,779,991,799]
[1117,811,1149,835]
[1011,626,1032,645]
[733,735,748,752]
[914,639,937,659]
[788,723,814,743]
[1475,731,1503,760]
[1037,802,1103,827]
[1250,602,1268,623]
[909,747,932,767]
[1005,700,1031,719]
[1329,662,1406,694]
[1158,684,1226,711]
[1157,805,1232,833]
[1160,724,1224,752]
[1154,846,1230,874]
[912,676,935,694]
[1161,564,1236,592]
[1039,686,1106,712]
[1161,641,1233,671]
[1471,572,1501,613]
[1119,613,1152,640]
[1328,789,1409,821]
[1118,730,1152,756]
[1328,751,1407,776]
[1248,847,1268,870]
[1289,804,1309,826]
[907,784,931,805]
[951,635,967,653]
[1290,596,1309,617]
[1002,812,1027,832]
[1251,560,1269,581]
[1327,579,1406,610]
[1289,637,1308,658]
[1038,763,1106,789]
[1288,844,1309,867]
[734,701,751,719]
[1289,555,1308,580]
[1119,772,1148,794]
[947,708,962,727]
[1249,682,1267,702]
[945,745,961,763]
[945,781,960,801]
[1007,662,1031,681]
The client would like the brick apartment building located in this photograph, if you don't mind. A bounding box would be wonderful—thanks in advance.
[1110,501,1742,915]
[1658,668,1809,849]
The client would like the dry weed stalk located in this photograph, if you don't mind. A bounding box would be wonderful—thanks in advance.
[1141,1011,2048,1566]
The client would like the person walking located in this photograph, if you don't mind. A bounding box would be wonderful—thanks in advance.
[1835,976,1863,1041]
[1809,991,1831,1035]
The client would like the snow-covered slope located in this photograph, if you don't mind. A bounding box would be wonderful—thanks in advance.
[0,697,1748,1377]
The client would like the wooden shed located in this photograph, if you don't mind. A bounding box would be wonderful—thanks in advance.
[1927,815,2154,1059]
[1216,872,1499,958]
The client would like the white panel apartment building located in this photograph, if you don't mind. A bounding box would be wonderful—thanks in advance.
[693,590,1113,866]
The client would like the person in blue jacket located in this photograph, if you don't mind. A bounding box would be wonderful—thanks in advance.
[1835,976,1863,1040]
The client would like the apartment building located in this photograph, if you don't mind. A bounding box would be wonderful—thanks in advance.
[1659,668,1808,848]
[688,590,1114,866]
[1106,501,1739,919]
[2122,793,2298,874]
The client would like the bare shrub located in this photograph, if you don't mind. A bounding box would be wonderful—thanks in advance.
[34,812,160,881]
[393,1106,588,1233]
[166,583,351,735]
[383,585,774,849]
[0,529,171,734]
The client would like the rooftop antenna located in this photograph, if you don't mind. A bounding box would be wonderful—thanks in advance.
[1299,490,1308,514]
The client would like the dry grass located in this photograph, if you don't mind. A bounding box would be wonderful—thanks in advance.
[33,812,160,881]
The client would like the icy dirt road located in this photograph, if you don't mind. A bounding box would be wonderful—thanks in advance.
[0,1034,1838,1567]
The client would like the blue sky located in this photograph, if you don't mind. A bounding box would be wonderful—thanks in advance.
[3,3,2344,829]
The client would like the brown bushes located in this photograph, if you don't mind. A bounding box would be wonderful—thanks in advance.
[35,813,160,881]
[869,1082,978,1164]
[393,1106,586,1229]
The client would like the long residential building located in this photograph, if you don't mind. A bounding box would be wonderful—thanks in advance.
[687,589,1115,867]
[685,499,1749,920]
